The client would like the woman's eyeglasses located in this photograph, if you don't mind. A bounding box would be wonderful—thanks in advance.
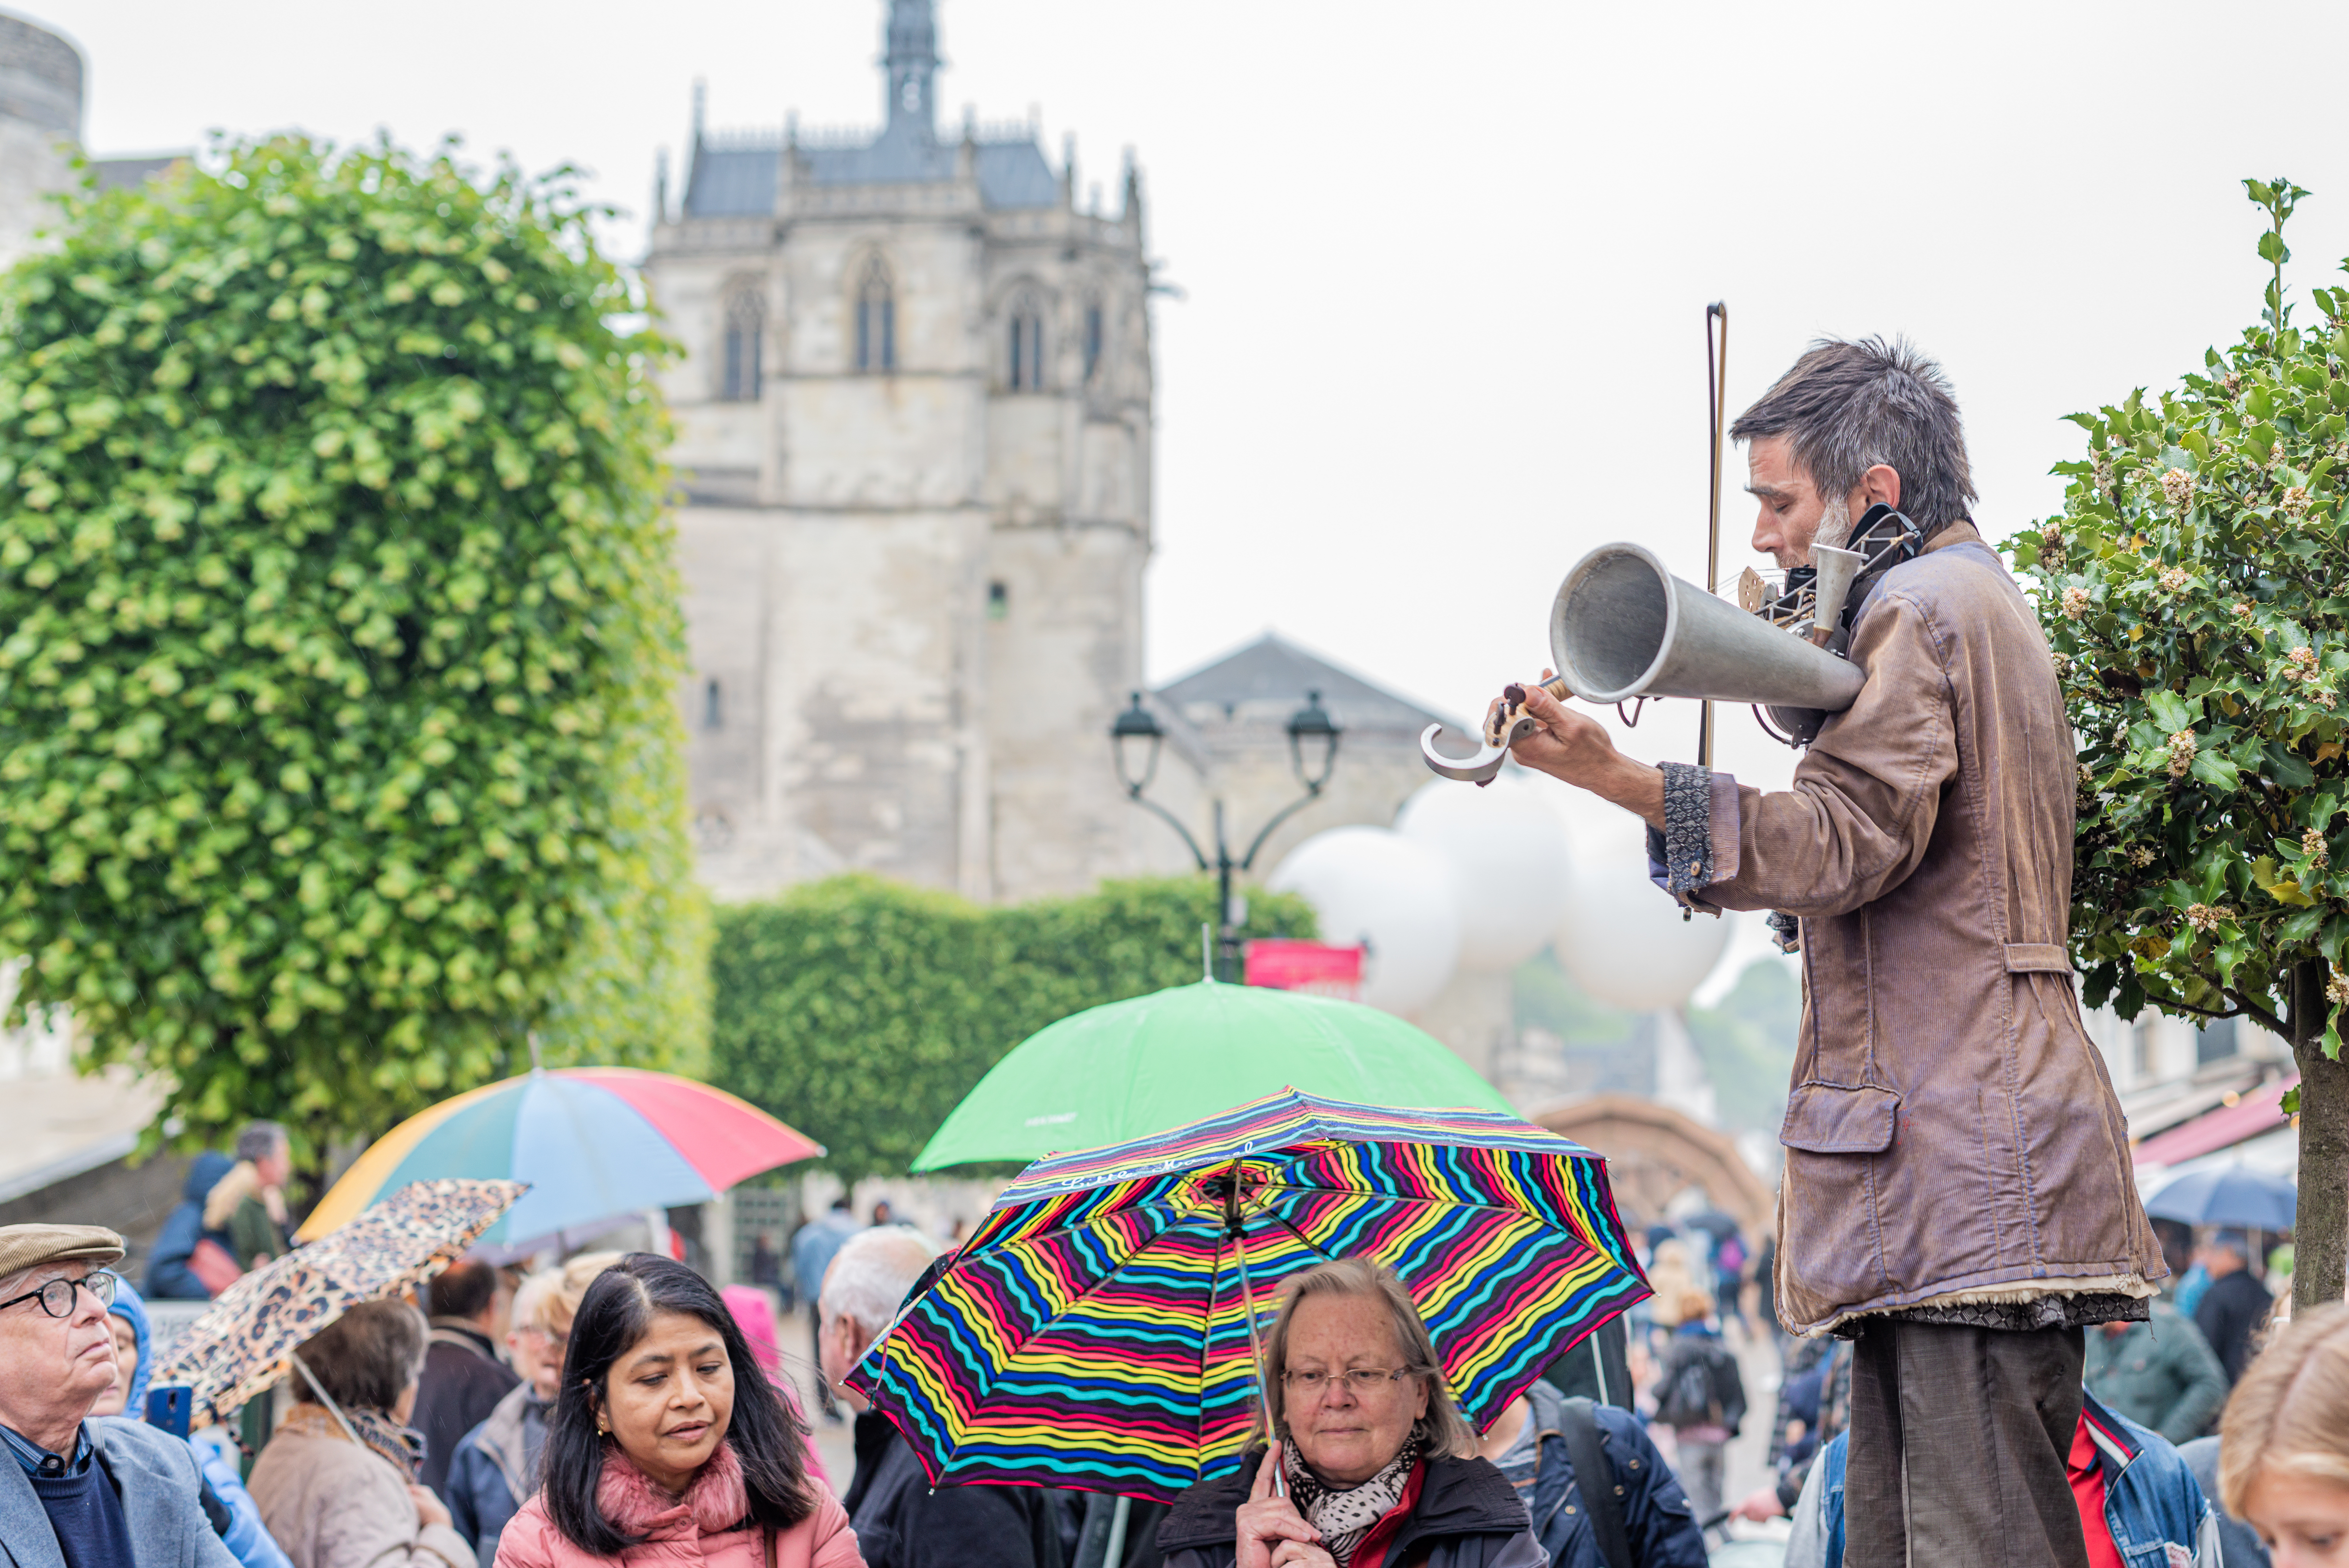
[1281,1367,1411,1398]
[0,1271,118,1319]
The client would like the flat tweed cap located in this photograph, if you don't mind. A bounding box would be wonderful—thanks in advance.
[0,1224,125,1281]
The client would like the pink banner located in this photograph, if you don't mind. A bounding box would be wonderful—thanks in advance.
[1244,939,1364,1001]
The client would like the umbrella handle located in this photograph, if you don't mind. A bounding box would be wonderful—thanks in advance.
[1226,1181,1286,1501]
[290,1354,368,1451]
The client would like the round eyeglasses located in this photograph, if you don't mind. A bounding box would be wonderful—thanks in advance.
[1281,1367,1412,1399]
[0,1271,118,1319]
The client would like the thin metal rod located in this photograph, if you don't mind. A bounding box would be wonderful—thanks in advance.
[1700,301,1729,771]
[290,1353,367,1449]
[1225,1166,1285,1499]
[1103,1495,1132,1567]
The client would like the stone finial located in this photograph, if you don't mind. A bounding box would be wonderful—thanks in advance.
[885,0,940,138]
[1061,134,1077,208]
[691,79,706,143]
[652,148,669,226]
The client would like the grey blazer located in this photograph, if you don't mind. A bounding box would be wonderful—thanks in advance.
[0,1417,238,1568]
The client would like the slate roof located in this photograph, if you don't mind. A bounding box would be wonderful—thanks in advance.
[684,124,1059,217]
[1154,633,1462,737]
[91,155,184,192]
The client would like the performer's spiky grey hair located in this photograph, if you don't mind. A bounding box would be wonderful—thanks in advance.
[1731,336,1977,535]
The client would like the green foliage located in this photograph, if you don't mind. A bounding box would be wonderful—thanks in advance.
[2012,176,2349,1059]
[1686,959,1803,1128]
[0,136,707,1155]
[710,874,1318,1180]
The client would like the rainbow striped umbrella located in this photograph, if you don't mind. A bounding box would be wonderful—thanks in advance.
[298,1068,823,1248]
[847,1088,1648,1502]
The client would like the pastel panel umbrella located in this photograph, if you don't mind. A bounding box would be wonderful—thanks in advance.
[299,1068,823,1248]
[852,1088,1649,1502]
[155,1177,526,1425]
[913,978,1513,1171]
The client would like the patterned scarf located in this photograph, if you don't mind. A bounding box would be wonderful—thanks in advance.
[1282,1435,1420,1567]
[281,1402,427,1482]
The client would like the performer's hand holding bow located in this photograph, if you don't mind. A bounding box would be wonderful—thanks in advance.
[1490,671,1665,829]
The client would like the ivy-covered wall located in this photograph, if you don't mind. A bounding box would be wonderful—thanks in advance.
[710,874,1317,1179]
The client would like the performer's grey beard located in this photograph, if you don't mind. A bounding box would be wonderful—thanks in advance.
[1812,494,1855,556]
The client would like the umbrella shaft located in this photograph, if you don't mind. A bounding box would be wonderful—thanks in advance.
[1228,1221,1286,1500]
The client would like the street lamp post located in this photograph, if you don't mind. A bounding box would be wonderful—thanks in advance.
[1111,689,1342,981]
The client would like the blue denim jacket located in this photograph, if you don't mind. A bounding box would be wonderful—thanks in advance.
[1493,1381,1708,1568]
[1797,1390,2218,1568]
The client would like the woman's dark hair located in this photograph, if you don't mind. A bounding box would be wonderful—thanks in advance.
[541,1254,815,1554]
[292,1298,427,1413]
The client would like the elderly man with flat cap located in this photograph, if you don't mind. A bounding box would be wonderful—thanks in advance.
[0,1223,237,1568]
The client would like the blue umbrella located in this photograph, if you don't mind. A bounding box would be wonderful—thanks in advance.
[2144,1167,2297,1230]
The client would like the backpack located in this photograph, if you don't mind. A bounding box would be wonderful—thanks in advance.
[1658,1338,1745,1434]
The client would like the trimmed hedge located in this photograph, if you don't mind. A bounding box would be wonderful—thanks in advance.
[711,874,1316,1179]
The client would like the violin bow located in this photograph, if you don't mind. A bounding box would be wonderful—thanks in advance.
[1700,301,1728,772]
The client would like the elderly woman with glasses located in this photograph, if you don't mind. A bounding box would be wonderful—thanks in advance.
[1157,1259,1544,1568]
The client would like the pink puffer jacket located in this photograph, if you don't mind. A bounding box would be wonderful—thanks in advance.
[493,1444,861,1568]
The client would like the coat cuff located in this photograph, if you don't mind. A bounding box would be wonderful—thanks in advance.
[1647,763,1744,899]
[1660,762,1713,894]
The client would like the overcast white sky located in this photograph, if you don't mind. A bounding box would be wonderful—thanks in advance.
[28,0,2349,808]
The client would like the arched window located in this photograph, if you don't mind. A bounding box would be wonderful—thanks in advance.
[1007,296,1045,392]
[702,677,724,730]
[854,258,896,373]
[1083,300,1105,383]
[720,286,764,402]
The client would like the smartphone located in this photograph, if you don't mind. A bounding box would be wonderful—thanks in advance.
[146,1384,193,1440]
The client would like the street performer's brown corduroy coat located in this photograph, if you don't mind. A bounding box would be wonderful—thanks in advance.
[1678,522,2163,1337]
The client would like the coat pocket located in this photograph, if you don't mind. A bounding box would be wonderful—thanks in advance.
[1779,1081,1901,1154]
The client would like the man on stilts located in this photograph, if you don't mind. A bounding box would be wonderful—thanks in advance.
[1510,337,2162,1567]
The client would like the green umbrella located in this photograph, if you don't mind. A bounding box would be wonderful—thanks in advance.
[913,977,1513,1170]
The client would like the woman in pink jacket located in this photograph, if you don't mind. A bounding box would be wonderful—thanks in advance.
[495,1255,861,1568]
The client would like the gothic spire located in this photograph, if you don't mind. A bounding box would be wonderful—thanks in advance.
[883,0,938,140]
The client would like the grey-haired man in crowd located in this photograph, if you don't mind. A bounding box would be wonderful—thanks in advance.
[0,1223,237,1568]
[1507,337,2162,1566]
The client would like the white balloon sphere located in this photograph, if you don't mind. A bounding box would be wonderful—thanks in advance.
[1268,827,1462,1016]
[1394,774,1575,973]
[1551,798,1730,1012]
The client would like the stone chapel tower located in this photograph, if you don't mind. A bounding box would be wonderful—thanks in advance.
[646,0,1158,904]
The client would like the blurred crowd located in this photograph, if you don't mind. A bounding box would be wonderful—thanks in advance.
[1,1191,2340,1568]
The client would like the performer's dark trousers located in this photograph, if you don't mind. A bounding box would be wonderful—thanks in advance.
[1845,1319,2088,1568]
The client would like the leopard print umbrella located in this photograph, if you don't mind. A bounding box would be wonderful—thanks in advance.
[151,1176,527,1426]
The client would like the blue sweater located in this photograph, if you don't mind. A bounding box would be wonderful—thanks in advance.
[31,1457,138,1568]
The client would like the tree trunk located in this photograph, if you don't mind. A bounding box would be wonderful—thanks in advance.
[2290,959,2349,1313]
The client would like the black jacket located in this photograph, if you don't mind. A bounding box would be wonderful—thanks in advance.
[845,1413,1065,1568]
[2194,1270,2275,1386]
[414,1322,521,1500]
[1156,1448,1543,1568]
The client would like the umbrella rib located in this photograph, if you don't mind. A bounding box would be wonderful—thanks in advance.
[1196,1232,1221,1487]
[942,1197,1208,1431]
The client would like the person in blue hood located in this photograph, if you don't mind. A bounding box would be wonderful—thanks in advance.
[95,1275,294,1568]
[146,1152,237,1301]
